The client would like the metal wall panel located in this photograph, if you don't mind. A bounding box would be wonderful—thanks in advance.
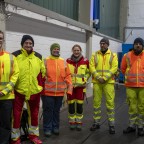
[97,0,120,39]
[26,0,79,20]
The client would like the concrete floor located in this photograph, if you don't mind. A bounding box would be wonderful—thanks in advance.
[22,85,144,144]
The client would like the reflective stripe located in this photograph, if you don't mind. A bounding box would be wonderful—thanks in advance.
[3,87,11,93]
[29,125,39,136]
[68,99,75,104]
[76,99,84,104]
[0,82,9,85]
[125,78,144,82]
[71,74,86,78]
[68,114,76,121]
[11,128,20,139]
[45,81,66,85]
[126,73,144,76]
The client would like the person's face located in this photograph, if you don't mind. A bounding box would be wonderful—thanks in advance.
[100,42,108,52]
[72,46,81,57]
[133,42,143,54]
[0,33,4,49]
[52,47,60,56]
[23,39,33,54]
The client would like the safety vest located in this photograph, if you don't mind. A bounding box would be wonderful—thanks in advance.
[124,51,144,87]
[44,56,73,96]
[89,49,118,83]
[0,50,19,100]
[67,56,90,88]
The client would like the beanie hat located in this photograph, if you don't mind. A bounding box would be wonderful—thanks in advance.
[134,37,144,47]
[100,37,109,46]
[21,35,34,47]
[50,43,60,52]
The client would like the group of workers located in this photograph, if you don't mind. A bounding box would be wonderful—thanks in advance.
[0,29,144,144]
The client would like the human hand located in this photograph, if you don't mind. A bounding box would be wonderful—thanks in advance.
[98,78,106,84]
[0,92,5,97]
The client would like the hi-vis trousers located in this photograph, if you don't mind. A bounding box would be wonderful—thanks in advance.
[93,83,115,126]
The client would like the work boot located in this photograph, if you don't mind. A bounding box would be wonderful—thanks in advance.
[123,127,136,134]
[53,129,59,135]
[11,138,21,144]
[109,126,115,134]
[90,123,100,131]
[138,128,144,136]
[76,123,82,131]
[29,135,42,144]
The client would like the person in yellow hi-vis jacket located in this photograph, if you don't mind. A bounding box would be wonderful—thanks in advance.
[66,44,90,131]
[121,37,144,136]
[11,35,45,144]
[89,37,118,134]
[0,30,19,143]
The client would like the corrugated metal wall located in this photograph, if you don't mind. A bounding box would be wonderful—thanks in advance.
[97,0,120,39]
[26,0,79,20]
[25,0,120,39]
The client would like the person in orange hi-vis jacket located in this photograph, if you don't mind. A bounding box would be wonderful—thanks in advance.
[121,37,144,136]
[41,43,73,137]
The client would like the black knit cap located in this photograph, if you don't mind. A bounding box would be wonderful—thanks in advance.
[21,35,34,47]
[134,37,144,47]
[100,37,109,46]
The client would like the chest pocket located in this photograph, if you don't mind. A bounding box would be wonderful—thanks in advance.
[79,65,86,75]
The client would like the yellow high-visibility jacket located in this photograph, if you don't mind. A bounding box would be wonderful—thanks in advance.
[0,50,19,100]
[66,56,90,88]
[12,48,46,100]
[89,49,118,83]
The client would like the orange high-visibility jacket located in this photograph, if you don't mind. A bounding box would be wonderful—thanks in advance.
[121,50,144,87]
[44,56,73,96]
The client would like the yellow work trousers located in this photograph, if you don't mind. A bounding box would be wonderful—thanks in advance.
[126,87,144,128]
[93,83,115,126]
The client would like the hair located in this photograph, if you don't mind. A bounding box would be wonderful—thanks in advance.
[0,30,4,39]
[72,44,82,51]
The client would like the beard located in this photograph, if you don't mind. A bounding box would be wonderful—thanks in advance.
[133,48,143,55]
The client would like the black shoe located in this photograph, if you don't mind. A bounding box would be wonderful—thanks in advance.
[123,127,136,134]
[90,123,100,131]
[138,128,144,136]
[109,126,115,134]
[76,124,82,131]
